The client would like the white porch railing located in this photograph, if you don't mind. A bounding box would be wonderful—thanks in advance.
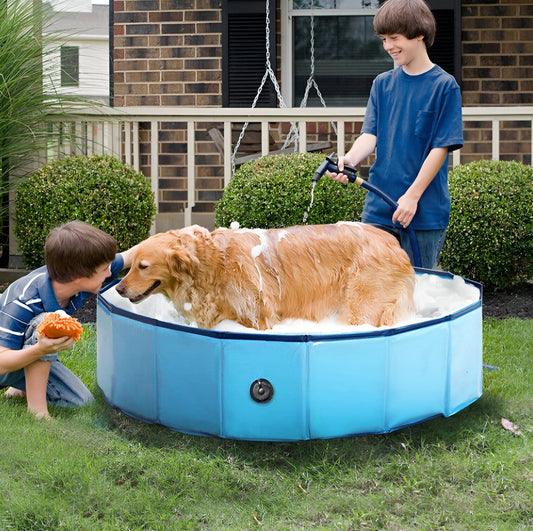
[49,106,533,228]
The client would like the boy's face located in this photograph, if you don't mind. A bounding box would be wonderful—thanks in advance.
[78,262,112,294]
[379,33,425,69]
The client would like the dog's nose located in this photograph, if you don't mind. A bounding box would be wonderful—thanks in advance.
[115,283,125,295]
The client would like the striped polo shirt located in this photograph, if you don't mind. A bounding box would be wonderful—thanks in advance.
[0,254,123,350]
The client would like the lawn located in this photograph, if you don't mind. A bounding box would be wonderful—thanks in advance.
[0,318,531,530]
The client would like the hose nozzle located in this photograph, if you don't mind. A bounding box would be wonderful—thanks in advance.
[313,153,359,183]
[312,159,331,183]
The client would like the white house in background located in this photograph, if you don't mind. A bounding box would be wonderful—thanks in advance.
[45,1,110,104]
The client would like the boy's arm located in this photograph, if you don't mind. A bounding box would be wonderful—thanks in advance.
[119,243,141,270]
[0,335,74,374]
[327,133,377,183]
[393,147,449,228]
[24,360,52,419]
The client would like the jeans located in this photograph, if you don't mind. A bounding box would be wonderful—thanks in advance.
[366,223,446,270]
[0,315,94,407]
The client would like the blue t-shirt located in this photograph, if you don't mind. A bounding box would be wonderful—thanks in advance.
[361,65,463,230]
[0,254,124,350]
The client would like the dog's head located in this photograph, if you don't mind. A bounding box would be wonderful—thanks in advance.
[115,226,208,303]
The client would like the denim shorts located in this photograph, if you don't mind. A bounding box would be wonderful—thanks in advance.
[0,315,94,407]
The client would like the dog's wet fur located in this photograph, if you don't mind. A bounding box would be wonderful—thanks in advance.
[116,223,416,330]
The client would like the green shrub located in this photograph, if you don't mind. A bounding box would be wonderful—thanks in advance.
[15,155,157,268]
[215,152,366,229]
[440,160,532,291]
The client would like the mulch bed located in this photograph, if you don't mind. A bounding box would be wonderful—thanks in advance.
[481,281,533,320]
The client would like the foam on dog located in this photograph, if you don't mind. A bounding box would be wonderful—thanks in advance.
[116,223,416,330]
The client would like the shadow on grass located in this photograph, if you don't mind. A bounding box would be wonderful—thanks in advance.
[81,382,509,470]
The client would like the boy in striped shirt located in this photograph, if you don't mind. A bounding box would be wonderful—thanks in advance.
[0,221,136,420]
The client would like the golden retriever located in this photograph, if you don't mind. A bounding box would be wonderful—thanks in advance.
[115,223,415,330]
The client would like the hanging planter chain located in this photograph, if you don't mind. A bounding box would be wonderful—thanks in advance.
[232,0,336,174]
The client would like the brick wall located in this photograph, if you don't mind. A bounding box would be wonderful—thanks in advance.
[461,1,532,164]
[462,0,532,106]
[113,0,222,107]
[113,0,223,226]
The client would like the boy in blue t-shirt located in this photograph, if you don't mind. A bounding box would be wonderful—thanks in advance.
[0,221,137,420]
[328,0,463,268]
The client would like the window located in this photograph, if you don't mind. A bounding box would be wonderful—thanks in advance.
[222,0,276,107]
[427,0,461,85]
[282,0,460,107]
[222,0,460,108]
[60,45,79,87]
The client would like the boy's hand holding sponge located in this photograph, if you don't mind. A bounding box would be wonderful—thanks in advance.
[37,311,83,342]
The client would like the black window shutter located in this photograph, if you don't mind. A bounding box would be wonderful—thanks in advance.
[222,0,277,108]
[427,0,461,85]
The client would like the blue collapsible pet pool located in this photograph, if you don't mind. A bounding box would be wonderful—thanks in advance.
[97,270,482,441]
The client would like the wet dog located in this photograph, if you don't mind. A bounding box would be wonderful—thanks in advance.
[115,223,416,330]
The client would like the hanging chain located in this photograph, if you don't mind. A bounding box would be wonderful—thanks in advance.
[298,3,338,134]
[231,0,341,173]
[232,0,299,174]
[283,0,337,150]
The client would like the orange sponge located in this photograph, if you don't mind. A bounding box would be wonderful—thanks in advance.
[36,312,83,342]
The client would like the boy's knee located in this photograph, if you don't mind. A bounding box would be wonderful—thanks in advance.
[23,314,45,347]
[22,315,59,362]
[39,352,59,363]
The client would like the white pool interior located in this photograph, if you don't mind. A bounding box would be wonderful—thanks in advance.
[102,272,481,334]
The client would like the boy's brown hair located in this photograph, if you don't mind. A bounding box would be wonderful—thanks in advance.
[45,221,118,282]
[374,0,436,48]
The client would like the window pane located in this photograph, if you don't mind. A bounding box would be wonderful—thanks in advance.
[61,46,79,87]
[292,1,381,8]
[294,15,392,106]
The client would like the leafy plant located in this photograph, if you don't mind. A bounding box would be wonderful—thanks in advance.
[215,152,366,228]
[14,155,156,268]
[440,160,533,291]
[0,1,86,265]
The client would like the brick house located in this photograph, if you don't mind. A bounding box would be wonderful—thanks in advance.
[111,0,533,229]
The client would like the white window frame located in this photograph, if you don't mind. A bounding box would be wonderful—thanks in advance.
[281,1,382,106]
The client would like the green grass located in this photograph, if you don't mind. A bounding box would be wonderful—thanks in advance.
[1,319,531,530]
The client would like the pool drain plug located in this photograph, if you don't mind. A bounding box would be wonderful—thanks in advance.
[250,379,274,403]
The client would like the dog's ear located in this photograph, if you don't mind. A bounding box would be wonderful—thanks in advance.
[166,242,200,277]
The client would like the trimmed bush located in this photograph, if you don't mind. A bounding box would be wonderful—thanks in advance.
[215,152,366,229]
[440,160,533,291]
[15,155,157,268]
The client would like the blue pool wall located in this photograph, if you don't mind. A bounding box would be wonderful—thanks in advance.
[97,270,483,441]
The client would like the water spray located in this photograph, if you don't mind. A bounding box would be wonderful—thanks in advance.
[303,153,357,223]
[306,153,422,268]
